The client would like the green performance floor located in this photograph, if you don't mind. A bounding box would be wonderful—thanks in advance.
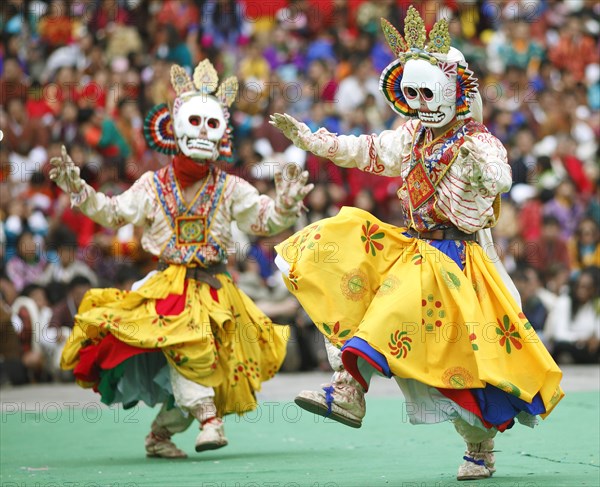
[1,392,599,487]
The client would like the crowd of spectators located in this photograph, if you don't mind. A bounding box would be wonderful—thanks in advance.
[1,0,599,384]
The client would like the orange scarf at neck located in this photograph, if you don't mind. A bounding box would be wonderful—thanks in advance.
[172,154,211,188]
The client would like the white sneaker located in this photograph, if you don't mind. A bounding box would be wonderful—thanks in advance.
[195,418,228,452]
[294,370,366,428]
[145,432,187,459]
[457,439,496,481]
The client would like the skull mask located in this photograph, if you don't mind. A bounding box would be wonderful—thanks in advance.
[173,95,226,160]
[400,58,456,128]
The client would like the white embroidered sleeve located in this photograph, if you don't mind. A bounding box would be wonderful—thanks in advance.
[307,121,417,177]
[70,172,155,228]
[230,177,298,236]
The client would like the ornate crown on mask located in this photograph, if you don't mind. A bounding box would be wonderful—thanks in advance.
[143,60,238,162]
[379,6,478,120]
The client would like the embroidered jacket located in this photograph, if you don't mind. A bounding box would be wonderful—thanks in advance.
[308,119,511,233]
[70,165,298,266]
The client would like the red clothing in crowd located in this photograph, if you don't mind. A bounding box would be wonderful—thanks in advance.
[38,16,73,48]
[561,155,594,197]
[549,33,597,82]
[26,98,55,120]
[60,206,97,249]
[526,236,571,272]
[519,199,544,242]
[0,79,28,105]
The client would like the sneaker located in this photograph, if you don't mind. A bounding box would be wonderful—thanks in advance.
[294,370,366,428]
[145,432,187,459]
[457,439,495,481]
[195,418,228,452]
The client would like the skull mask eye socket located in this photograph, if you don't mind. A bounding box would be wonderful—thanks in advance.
[207,118,221,129]
[421,88,434,101]
[402,86,435,102]
[189,115,201,126]
[403,86,418,100]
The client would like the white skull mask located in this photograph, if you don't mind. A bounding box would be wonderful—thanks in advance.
[173,95,226,160]
[401,58,456,128]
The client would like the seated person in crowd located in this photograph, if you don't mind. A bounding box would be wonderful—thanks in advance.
[0,270,27,385]
[44,276,93,381]
[568,217,600,274]
[37,227,98,287]
[545,266,600,364]
[511,266,555,346]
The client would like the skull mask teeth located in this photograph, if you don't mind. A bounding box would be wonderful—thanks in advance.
[173,95,226,160]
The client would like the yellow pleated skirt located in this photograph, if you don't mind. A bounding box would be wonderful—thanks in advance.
[275,207,563,418]
[61,265,288,416]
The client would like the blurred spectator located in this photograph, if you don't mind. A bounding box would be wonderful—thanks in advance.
[37,0,74,50]
[497,21,544,77]
[336,58,382,119]
[236,259,272,302]
[6,230,47,293]
[201,0,250,55]
[78,109,131,160]
[37,227,99,288]
[533,156,561,194]
[509,127,537,187]
[153,24,193,71]
[588,179,600,227]
[239,38,271,83]
[78,68,110,111]
[526,216,571,283]
[51,100,81,146]
[569,217,600,273]
[518,192,545,243]
[115,99,146,163]
[511,266,554,345]
[549,14,598,82]
[0,270,26,385]
[158,0,201,42]
[543,179,586,240]
[554,136,594,198]
[10,283,53,383]
[546,267,600,364]
[306,58,338,105]
[303,183,337,223]
[45,276,93,380]
[0,56,28,105]
[114,265,143,291]
[264,26,303,75]
[354,188,376,213]
[3,199,35,257]
[252,97,296,159]
[545,262,572,298]
[2,97,49,183]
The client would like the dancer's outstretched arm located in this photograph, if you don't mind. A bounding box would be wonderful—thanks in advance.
[230,165,313,236]
[50,145,154,228]
[270,113,414,177]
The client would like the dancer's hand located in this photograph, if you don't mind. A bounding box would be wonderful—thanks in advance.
[49,145,84,193]
[269,113,314,152]
[459,135,486,162]
[460,135,486,182]
[274,164,314,211]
